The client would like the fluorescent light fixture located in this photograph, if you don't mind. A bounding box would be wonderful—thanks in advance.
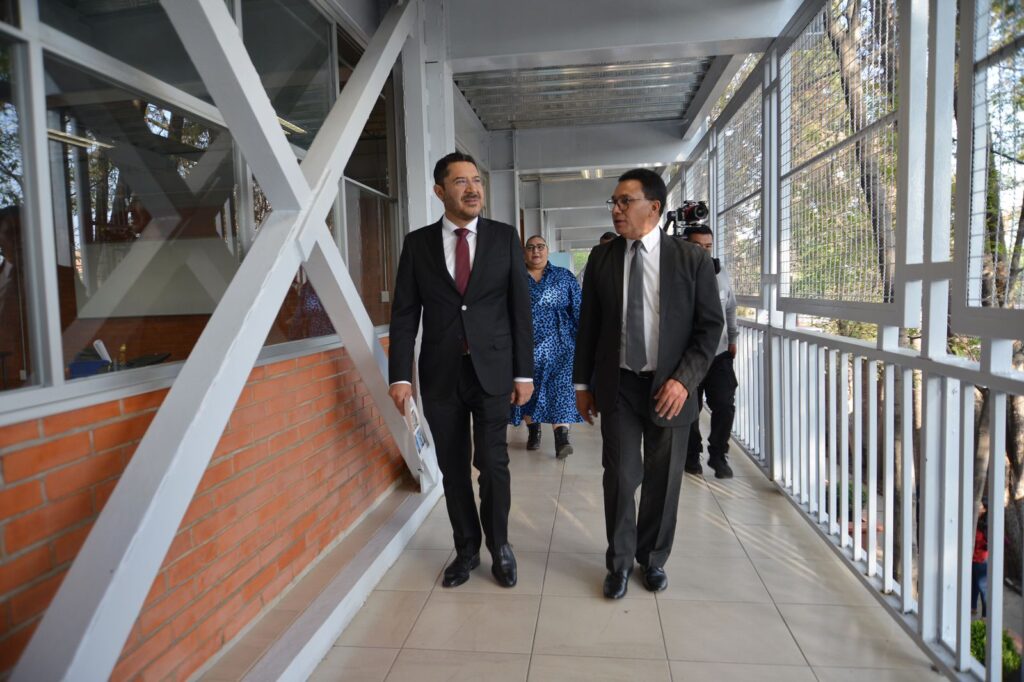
[594,168,604,179]
[277,117,308,136]
[47,129,114,150]
[581,169,591,179]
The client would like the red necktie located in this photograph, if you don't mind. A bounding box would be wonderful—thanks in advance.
[454,228,471,295]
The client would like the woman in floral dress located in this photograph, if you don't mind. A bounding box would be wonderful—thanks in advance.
[511,235,583,458]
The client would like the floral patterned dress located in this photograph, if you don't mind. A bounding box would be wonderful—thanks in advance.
[511,263,584,425]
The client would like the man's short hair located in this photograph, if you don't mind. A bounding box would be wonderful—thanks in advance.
[599,231,617,243]
[617,168,667,217]
[433,152,478,186]
[682,224,713,239]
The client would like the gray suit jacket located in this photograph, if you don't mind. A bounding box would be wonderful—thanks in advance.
[572,230,723,427]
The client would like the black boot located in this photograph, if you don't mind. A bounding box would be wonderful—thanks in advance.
[527,423,541,450]
[554,426,573,459]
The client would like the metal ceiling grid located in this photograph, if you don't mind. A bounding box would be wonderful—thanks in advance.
[455,57,713,130]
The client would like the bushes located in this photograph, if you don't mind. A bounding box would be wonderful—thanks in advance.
[971,620,1022,677]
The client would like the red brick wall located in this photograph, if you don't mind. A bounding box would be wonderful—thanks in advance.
[0,345,408,680]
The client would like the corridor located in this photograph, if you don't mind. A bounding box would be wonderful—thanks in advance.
[308,417,942,681]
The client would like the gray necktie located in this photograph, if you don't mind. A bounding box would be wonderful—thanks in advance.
[625,241,647,373]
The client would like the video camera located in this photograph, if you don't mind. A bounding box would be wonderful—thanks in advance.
[663,200,709,236]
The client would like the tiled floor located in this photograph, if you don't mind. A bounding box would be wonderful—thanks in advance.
[309,417,943,681]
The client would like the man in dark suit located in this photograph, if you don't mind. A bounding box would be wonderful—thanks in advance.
[574,169,723,599]
[388,152,534,588]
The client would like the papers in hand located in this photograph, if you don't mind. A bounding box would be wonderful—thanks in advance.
[404,398,429,454]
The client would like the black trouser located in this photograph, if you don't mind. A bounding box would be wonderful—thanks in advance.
[687,351,738,462]
[601,370,688,572]
[423,355,511,557]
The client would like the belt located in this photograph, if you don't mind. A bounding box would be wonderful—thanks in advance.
[619,367,654,379]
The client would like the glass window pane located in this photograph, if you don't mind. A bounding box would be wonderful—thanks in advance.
[40,0,215,103]
[0,1,17,27]
[45,55,242,380]
[0,40,33,391]
[242,0,332,151]
[345,181,394,327]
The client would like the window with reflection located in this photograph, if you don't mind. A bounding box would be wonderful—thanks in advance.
[0,1,17,26]
[45,55,241,380]
[40,0,218,103]
[242,0,333,151]
[0,39,33,392]
[339,32,399,327]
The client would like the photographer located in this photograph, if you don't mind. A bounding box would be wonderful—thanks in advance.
[681,223,738,479]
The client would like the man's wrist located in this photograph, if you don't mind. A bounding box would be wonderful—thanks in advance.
[390,380,412,387]
[574,383,590,391]
[514,377,533,383]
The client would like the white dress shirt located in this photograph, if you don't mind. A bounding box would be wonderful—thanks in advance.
[620,227,661,372]
[441,215,478,276]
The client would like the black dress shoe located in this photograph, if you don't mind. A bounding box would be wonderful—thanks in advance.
[442,553,480,587]
[491,544,517,587]
[708,456,734,479]
[684,458,703,475]
[641,565,668,592]
[603,569,631,599]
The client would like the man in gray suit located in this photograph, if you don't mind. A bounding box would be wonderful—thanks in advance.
[574,169,723,599]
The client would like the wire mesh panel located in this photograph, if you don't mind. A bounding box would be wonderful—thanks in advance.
[721,195,763,297]
[963,2,1024,311]
[779,0,899,305]
[718,86,763,298]
[684,145,709,205]
[719,87,762,208]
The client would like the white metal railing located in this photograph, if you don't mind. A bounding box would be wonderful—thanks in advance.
[735,318,1024,680]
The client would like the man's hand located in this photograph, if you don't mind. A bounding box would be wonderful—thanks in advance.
[576,389,598,424]
[729,343,737,358]
[388,383,412,416]
[511,382,534,406]
[653,378,688,420]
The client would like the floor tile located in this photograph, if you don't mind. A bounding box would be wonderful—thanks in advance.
[705,474,781,498]
[376,549,452,591]
[669,661,816,681]
[308,646,398,682]
[732,521,837,563]
[404,591,540,654]
[549,508,607,554]
[659,600,805,665]
[658,554,771,602]
[779,604,934,668]
[529,654,671,681]
[716,495,805,525]
[533,595,665,659]
[406,517,455,550]
[337,591,429,648]
[752,556,878,606]
[385,649,529,681]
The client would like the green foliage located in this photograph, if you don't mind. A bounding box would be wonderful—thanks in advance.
[971,620,1023,674]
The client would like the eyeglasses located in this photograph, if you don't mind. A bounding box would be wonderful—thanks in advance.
[606,195,648,211]
[524,243,547,251]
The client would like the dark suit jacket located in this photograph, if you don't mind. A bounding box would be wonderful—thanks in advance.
[389,218,534,399]
[573,231,723,427]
